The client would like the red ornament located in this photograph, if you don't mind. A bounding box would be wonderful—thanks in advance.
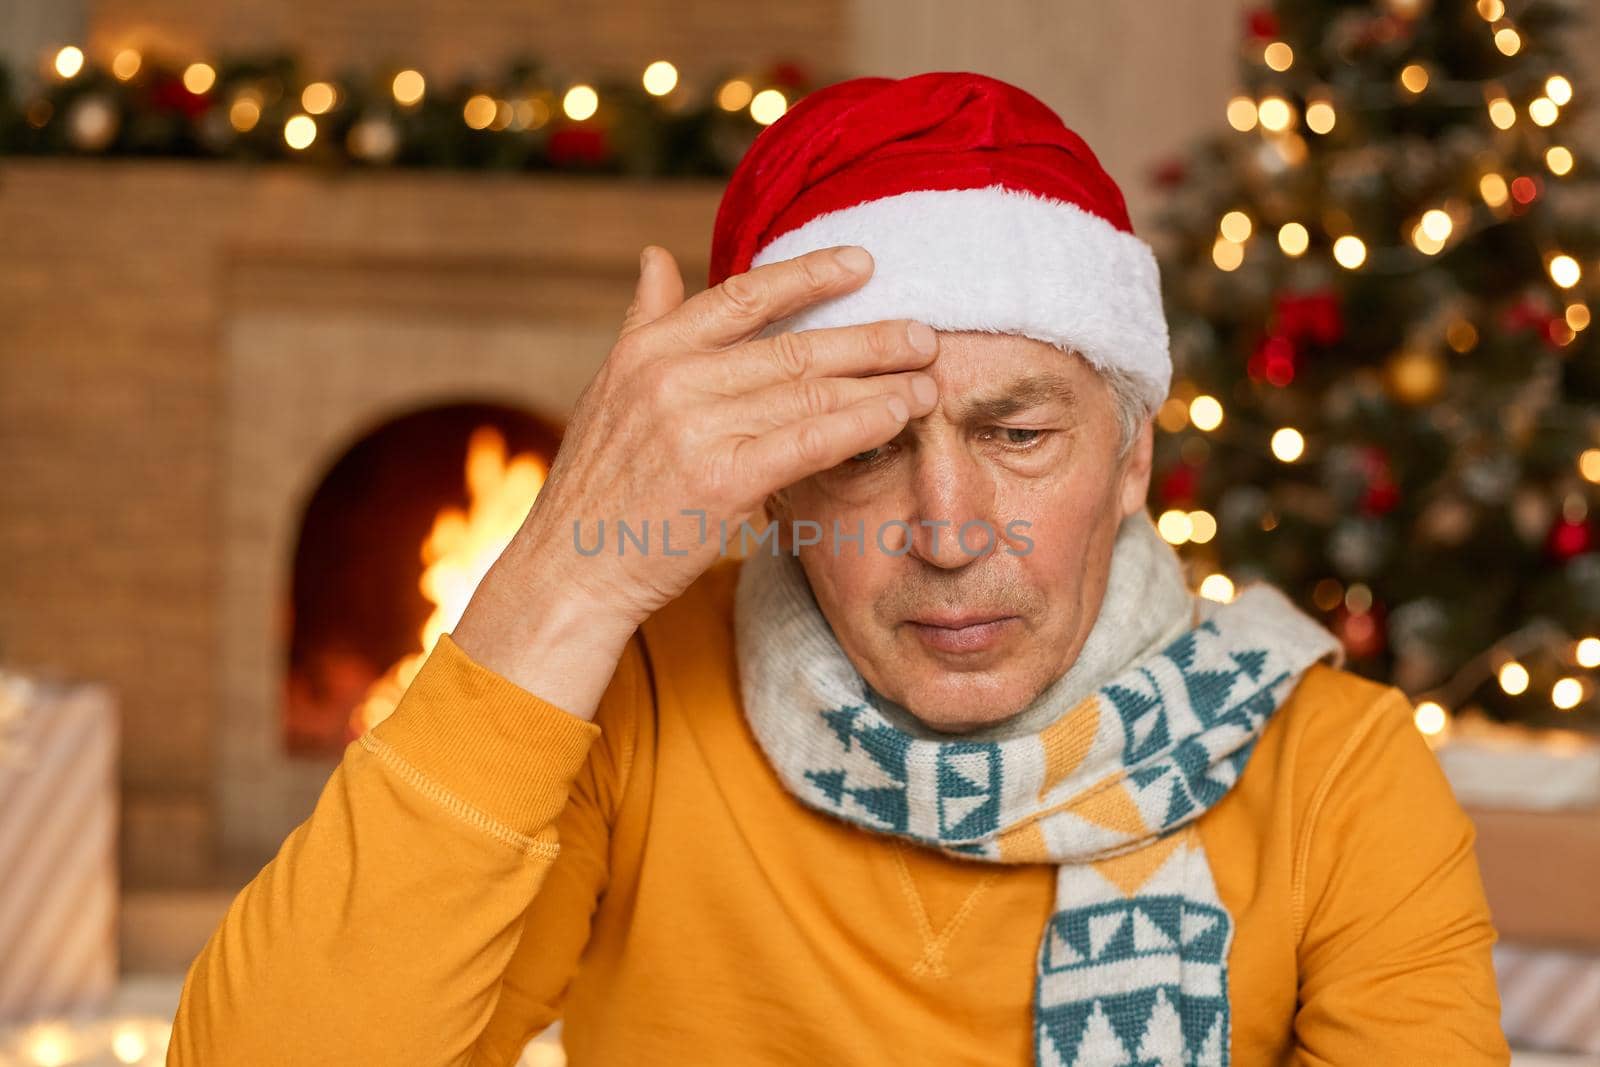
[1247,333,1297,387]
[1150,157,1188,190]
[147,74,211,120]
[1160,462,1200,506]
[1546,517,1594,561]
[1332,599,1387,659]
[547,125,609,166]
[1357,447,1400,516]
[1246,9,1280,39]
[1273,290,1343,346]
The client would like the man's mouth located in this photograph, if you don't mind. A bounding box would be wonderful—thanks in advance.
[904,614,1019,654]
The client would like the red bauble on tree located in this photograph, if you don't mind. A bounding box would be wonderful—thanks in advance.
[1546,516,1595,561]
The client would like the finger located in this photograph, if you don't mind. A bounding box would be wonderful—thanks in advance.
[658,245,874,351]
[720,370,938,434]
[697,319,939,397]
[734,393,913,497]
[620,245,686,337]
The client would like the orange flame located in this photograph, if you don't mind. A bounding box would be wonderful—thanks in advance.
[352,426,547,735]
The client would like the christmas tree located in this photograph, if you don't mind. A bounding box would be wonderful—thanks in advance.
[1149,0,1600,732]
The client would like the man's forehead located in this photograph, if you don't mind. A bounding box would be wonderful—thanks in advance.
[950,369,1079,422]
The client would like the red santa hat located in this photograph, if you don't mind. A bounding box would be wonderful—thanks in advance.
[709,71,1171,413]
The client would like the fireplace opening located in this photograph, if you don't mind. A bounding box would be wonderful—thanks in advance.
[285,401,562,756]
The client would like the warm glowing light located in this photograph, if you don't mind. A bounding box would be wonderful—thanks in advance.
[1498,661,1529,695]
[1511,176,1538,204]
[1552,677,1584,710]
[183,62,216,94]
[1494,25,1522,56]
[1278,222,1309,256]
[642,60,679,96]
[1264,42,1294,71]
[717,79,754,111]
[1332,235,1366,269]
[111,1024,148,1063]
[283,114,317,149]
[1549,254,1582,289]
[1187,510,1217,544]
[1447,320,1479,352]
[750,88,788,125]
[1546,75,1574,106]
[1220,210,1252,243]
[1569,305,1592,332]
[1479,172,1509,207]
[229,95,261,131]
[563,84,599,120]
[1189,395,1224,431]
[54,46,85,79]
[302,81,337,114]
[1271,427,1305,462]
[1419,208,1452,243]
[1477,0,1505,18]
[1529,97,1559,127]
[1212,237,1245,272]
[1576,636,1600,667]
[1487,97,1516,129]
[1157,509,1194,545]
[23,1025,74,1067]
[463,94,497,129]
[1305,100,1336,134]
[392,69,425,105]
[1258,96,1294,132]
[356,428,548,733]
[1411,224,1445,256]
[1226,95,1258,132]
[112,49,142,80]
[1546,146,1574,176]
[1199,574,1236,602]
[1413,701,1448,735]
[1400,64,1430,94]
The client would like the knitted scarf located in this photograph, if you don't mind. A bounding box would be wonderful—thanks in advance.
[733,510,1345,1066]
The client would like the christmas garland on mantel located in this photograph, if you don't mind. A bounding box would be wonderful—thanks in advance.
[0,48,822,176]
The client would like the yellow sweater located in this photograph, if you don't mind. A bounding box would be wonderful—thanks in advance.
[170,558,1510,1066]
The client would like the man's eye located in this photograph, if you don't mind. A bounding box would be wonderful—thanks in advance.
[848,447,882,464]
[997,428,1045,447]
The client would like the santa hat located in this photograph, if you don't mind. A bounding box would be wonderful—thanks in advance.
[709,72,1171,413]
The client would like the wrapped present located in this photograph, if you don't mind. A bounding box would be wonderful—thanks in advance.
[0,667,119,1021]
[1435,712,1600,812]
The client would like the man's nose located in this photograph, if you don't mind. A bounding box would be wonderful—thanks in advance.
[904,447,997,569]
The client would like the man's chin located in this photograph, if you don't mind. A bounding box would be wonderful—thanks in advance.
[889,665,1039,736]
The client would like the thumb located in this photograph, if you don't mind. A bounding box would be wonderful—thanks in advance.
[620,245,685,336]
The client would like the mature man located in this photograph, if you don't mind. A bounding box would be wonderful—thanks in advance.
[171,73,1509,1065]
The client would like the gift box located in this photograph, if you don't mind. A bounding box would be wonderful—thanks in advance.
[0,667,120,1021]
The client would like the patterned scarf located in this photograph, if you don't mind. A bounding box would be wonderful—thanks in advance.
[734,511,1344,1066]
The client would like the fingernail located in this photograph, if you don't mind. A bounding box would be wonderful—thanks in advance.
[907,321,937,355]
[835,246,873,273]
[911,374,937,406]
[887,395,910,421]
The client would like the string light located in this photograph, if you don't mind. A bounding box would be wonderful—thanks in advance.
[1305,99,1336,134]
[1477,0,1505,19]
[1264,42,1294,71]
[562,84,599,121]
[1399,63,1429,94]
[1569,305,1592,332]
[1158,509,1194,544]
[1486,96,1516,129]
[1493,24,1522,56]
[1546,75,1574,106]
[1187,510,1218,544]
[1212,237,1245,272]
[717,79,753,111]
[1270,427,1305,462]
[1413,700,1449,735]
[182,62,215,94]
[1219,210,1252,243]
[1548,254,1582,289]
[1278,222,1309,256]
[1189,395,1224,431]
[463,94,497,129]
[111,49,141,80]
[642,60,678,96]
[301,81,337,115]
[1199,574,1236,602]
[53,46,84,79]
[1258,96,1295,132]
[1577,636,1600,668]
[1552,677,1584,710]
[1498,660,1529,695]
[1528,96,1559,127]
[1447,319,1479,352]
[392,69,425,106]
[1226,95,1258,132]
[283,113,316,149]
[750,88,787,125]
[1546,146,1574,176]
[1332,234,1367,269]
[228,92,262,132]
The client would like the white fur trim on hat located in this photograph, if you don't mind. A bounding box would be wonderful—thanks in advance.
[749,185,1172,413]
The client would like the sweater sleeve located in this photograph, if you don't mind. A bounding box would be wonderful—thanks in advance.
[168,631,642,1067]
[1290,688,1511,1066]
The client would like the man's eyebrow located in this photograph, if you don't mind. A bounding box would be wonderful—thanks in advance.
[951,371,1079,423]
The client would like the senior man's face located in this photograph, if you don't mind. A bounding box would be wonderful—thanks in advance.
[777,330,1155,733]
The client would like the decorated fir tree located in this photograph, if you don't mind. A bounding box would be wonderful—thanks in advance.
[1149,0,1600,732]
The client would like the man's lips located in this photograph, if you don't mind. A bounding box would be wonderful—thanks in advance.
[904,614,1019,654]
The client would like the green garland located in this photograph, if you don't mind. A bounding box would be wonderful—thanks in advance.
[0,49,821,176]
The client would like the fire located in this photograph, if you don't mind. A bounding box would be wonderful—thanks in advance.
[352,426,547,735]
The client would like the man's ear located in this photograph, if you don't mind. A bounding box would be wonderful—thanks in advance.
[1118,418,1156,519]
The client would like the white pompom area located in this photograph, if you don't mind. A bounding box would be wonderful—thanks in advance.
[749,184,1172,413]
